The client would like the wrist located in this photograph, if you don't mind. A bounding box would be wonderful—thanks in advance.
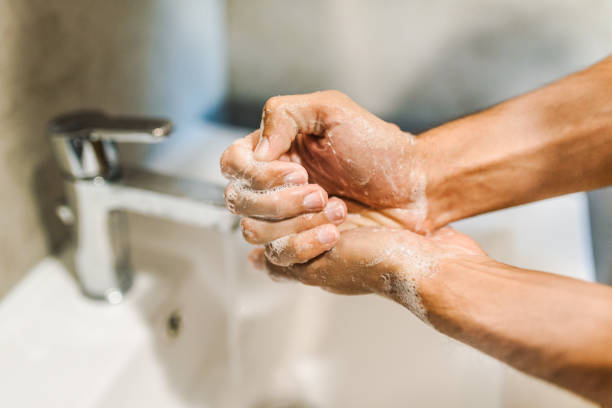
[374,231,492,323]
[414,109,507,229]
[411,129,463,230]
[417,256,507,335]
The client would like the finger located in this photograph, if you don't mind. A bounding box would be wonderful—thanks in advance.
[220,131,309,190]
[248,248,267,270]
[241,198,347,244]
[344,200,404,228]
[254,93,326,161]
[265,224,339,266]
[263,253,369,295]
[225,182,328,219]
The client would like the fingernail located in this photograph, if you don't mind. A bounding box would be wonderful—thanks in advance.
[317,226,339,245]
[284,171,306,185]
[303,191,324,210]
[254,137,270,157]
[324,201,345,222]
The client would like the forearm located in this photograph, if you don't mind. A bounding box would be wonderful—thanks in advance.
[417,56,612,229]
[411,258,612,405]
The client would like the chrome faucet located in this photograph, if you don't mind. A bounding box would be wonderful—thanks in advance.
[49,111,235,303]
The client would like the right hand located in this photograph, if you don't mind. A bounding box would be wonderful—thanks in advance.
[220,91,432,266]
[248,91,426,216]
[221,129,348,265]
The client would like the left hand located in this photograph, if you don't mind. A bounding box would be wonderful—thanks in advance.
[251,225,487,321]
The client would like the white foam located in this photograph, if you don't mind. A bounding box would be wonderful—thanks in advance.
[387,272,429,323]
[224,179,299,218]
[223,181,241,214]
[265,235,292,266]
[241,225,256,241]
[407,168,428,231]
[379,236,440,324]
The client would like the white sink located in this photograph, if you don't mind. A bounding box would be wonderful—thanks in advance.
[0,123,598,408]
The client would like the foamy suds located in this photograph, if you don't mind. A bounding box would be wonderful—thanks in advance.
[265,235,292,266]
[327,227,439,324]
[381,239,438,324]
[224,134,305,190]
[349,125,429,230]
[223,181,241,214]
[241,224,256,241]
[224,180,298,218]
[407,169,428,231]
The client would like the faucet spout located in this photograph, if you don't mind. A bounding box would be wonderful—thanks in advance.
[49,111,235,303]
[63,168,234,302]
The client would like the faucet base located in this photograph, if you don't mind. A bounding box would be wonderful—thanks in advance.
[80,264,133,304]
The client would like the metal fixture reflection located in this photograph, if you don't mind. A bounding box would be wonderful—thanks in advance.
[50,110,234,302]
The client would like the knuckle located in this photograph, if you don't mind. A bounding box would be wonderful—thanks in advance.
[387,122,402,134]
[259,191,281,218]
[323,89,348,101]
[294,248,314,264]
[298,212,318,228]
[263,96,282,113]
[290,237,317,263]
[324,89,343,97]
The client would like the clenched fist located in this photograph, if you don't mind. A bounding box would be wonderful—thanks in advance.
[220,91,434,268]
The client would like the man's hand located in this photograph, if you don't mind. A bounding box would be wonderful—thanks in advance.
[251,225,487,321]
[220,90,432,237]
[220,57,612,405]
[221,130,348,264]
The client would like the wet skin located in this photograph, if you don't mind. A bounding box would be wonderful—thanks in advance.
[220,57,612,405]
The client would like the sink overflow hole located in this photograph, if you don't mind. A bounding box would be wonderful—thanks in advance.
[166,310,183,339]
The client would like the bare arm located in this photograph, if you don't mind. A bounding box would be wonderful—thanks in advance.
[256,226,612,406]
[420,258,612,406]
[221,58,612,242]
[419,56,612,228]
[220,58,612,405]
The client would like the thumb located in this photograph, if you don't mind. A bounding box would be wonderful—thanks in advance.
[253,94,322,161]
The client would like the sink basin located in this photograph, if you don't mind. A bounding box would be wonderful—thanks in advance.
[0,122,598,407]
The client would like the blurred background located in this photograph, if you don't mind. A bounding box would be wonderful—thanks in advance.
[2,0,612,298]
[0,1,611,407]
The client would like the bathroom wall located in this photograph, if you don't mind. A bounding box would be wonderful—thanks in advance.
[0,0,226,298]
[226,0,612,130]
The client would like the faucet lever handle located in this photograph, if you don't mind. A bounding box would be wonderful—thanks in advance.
[49,110,173,180]
[49,110,172,143]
